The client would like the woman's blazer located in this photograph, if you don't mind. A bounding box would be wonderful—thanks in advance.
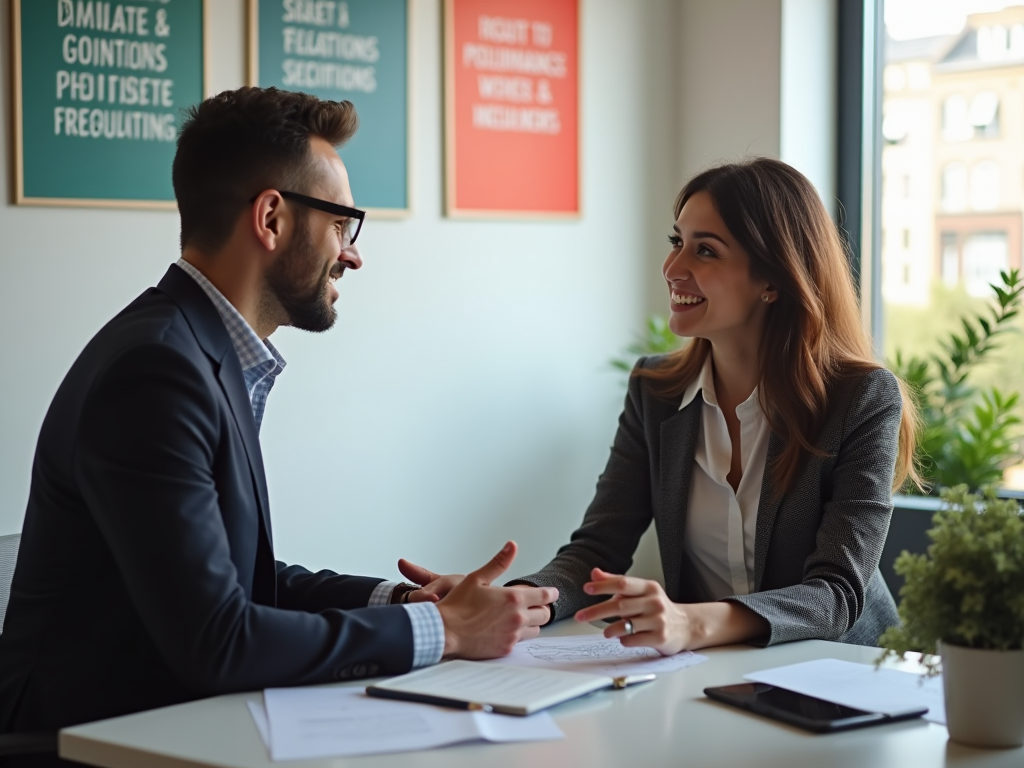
[515,356,902,647]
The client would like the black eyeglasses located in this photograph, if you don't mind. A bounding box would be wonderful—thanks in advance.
[250,190,365,246]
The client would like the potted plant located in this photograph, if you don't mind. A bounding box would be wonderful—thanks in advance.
[878,485,1024,748]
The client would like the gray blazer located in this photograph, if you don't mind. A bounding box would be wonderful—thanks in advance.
[515,357,901,647]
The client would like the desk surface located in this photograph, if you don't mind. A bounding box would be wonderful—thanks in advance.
[61,621,1023,768]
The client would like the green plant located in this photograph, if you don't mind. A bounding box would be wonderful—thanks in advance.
[609,315,684,375]
[891,270,1024,493]
[878,485,1024,674]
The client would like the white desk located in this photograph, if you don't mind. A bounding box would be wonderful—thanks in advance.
[61,621,1023,768]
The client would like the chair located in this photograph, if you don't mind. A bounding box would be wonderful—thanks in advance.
[0,533,59,761]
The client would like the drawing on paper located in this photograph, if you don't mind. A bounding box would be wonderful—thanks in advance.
[522,641,660,664]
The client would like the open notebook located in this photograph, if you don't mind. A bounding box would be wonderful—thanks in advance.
[367,660,653,716]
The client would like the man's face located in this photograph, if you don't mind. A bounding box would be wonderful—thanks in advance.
[266,137,362,333]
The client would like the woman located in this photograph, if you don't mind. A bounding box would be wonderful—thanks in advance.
[506,158,918,653]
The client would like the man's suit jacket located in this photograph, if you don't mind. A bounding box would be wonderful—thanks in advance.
[0,265,415,732]
[516,356,901,646]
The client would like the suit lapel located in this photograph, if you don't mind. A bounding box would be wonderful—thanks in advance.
[155,265,274,547]
[658,399,701,600]
[753,432,785,590]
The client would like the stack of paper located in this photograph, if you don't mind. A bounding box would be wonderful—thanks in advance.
[248,686,563,761]
[744,658,946,724]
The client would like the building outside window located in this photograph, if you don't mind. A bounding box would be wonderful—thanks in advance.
[883,0,1024,488]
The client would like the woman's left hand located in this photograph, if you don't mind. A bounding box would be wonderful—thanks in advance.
[574,567,696,656]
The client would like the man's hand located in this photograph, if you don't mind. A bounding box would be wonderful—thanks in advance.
[396,559,464,603]
[436,541,558,659]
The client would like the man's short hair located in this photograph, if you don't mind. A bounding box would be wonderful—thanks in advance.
[173,87,358,252]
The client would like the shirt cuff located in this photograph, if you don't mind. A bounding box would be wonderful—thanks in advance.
[403,602,445,668]
[368,580,400,607]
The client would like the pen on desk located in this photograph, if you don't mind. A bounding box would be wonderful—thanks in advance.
[612,674,657,689]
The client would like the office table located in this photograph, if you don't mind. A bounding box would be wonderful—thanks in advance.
[61,620,1023,768]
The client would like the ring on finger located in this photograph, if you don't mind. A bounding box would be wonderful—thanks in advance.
[623,619,635,635]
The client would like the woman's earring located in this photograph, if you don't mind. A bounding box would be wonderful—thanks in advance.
[762,293,770,302]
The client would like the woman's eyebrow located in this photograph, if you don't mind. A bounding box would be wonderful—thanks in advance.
[673,223,729,246]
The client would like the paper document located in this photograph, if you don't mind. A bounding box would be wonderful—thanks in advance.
[488,634,708,677]
[252,686,563,761]
[745,658,946,724]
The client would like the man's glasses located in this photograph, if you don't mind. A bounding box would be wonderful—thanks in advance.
[250,190,365,246]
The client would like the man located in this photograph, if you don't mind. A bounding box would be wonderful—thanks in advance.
[0,88,557,735]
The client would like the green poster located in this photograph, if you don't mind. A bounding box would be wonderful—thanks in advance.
[252,0,409,213]
[14,0,205,207]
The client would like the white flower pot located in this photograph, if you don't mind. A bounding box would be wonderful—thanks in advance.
[941,641,1024,748]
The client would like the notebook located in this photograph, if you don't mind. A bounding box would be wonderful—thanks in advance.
[367,659,653,716]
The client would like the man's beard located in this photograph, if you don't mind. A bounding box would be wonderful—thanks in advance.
[265,216,337,333]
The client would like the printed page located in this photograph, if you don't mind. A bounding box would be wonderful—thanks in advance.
[487,634,709,677]
[744,658,946,724]
[259,686,561,761]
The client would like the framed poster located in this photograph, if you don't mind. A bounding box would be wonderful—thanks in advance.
[444,0,579,219]
[12,0,208,209]
[247,0,411,216]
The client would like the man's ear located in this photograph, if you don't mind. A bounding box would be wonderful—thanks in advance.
[250,190,288,253]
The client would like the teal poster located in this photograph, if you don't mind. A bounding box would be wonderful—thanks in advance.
[15,0,205,206]
[252,0,409,213]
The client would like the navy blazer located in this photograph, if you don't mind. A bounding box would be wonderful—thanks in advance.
[0,265,414,731]
[516,356,901,647]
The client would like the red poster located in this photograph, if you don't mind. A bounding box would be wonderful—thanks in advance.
[445,0,579,217]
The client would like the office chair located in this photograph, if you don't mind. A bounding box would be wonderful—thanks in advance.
[0,533,59,760]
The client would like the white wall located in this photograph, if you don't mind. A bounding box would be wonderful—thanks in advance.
[781,0,838,213]
[674,0,783,183]
[0,0,676,581]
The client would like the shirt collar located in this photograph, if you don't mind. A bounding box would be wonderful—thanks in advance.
[680,355,717,410]
[679,355,761,415]
[174,258,286,376]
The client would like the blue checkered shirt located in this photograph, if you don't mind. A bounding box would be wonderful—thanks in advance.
[176,260,444,668]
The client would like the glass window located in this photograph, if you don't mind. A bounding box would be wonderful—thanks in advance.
[943,95,973,141]
[882,0,1024,490]
[970,160,1000,210]
[962,232,1008,296]
[942,162,968,211]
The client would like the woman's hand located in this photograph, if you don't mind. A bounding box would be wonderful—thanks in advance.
[397,558,464,603]
[574,567,696,655]
[573,567,769,654]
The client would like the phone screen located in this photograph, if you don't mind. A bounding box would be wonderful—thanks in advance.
[714,683,871,720]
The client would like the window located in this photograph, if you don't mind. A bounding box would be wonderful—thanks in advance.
[969,91,1000,138]
[941,232,959,287]
[970,160,1000,210]
[942,162,968,212]
[962,232,1008,296]
[880,1,1024,490]
[943,95,973,141]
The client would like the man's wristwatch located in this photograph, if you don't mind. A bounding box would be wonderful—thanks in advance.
[391,582,419,605]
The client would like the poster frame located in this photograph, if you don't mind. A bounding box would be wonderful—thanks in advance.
[443,0,582,220]
[245,0,414,219]
[10,0,211,210]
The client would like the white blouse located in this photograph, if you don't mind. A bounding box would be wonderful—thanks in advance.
[679,358,772,600]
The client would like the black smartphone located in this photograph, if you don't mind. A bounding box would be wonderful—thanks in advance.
[703,683,928,733]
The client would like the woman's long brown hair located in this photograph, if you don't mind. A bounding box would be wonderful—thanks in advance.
[638,158,919,494]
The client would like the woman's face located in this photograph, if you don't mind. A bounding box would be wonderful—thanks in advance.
[662,191,774,345]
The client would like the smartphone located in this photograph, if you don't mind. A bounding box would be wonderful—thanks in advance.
[703,683,928,733]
